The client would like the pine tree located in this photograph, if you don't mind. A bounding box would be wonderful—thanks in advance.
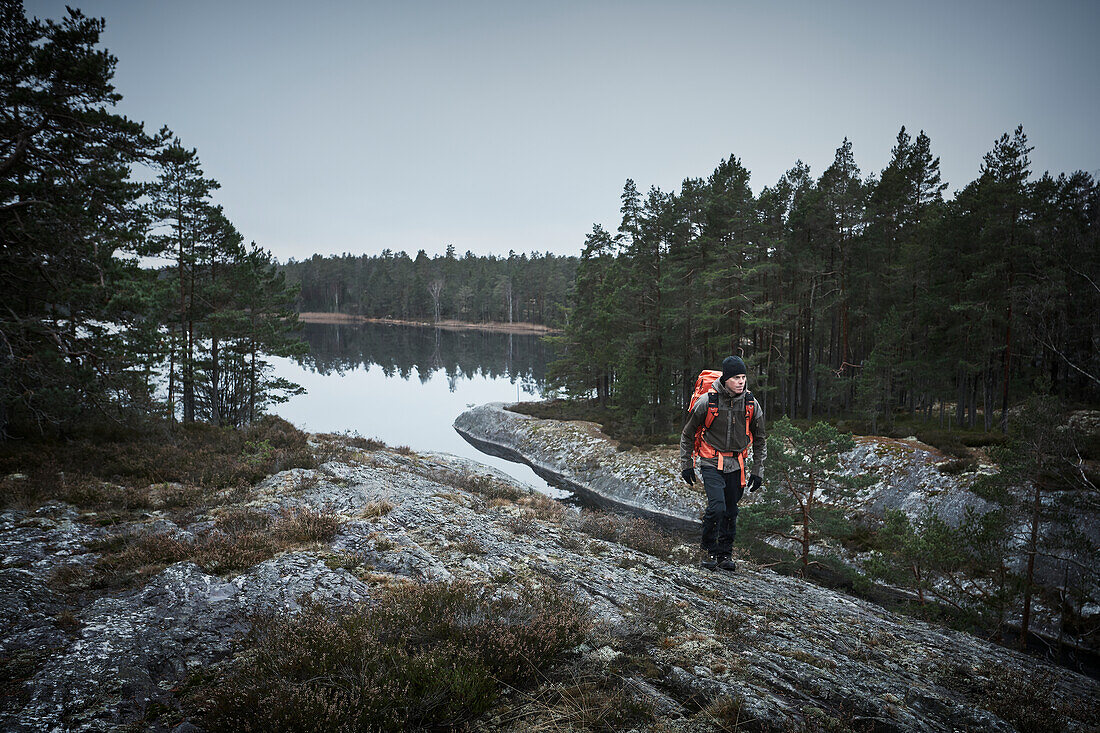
[759,417,863,575]
[147,137,220,423]
[0,1,153,436]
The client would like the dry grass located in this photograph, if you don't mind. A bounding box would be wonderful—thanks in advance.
[358,499,394,519]
[696,696,749,732]
[505,674,657,732]
[519,492,568,523]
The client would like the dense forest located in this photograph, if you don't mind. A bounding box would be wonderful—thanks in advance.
[281,248,577,327]
[549,128,1099,435]
[0,2,302,437]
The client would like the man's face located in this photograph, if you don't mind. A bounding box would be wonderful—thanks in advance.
[725,374,747,393]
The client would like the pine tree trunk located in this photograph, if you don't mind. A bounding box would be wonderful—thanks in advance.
[802,309,812,421]
[183,318,194,424]
[801,498,812,577]
[956,371,966,428]
[1021,480,1042,651]
[167,338,176,423]
[210,335,220,427]
[1001,294,1013,433]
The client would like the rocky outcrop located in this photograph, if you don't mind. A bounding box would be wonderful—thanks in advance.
[453,403,992,527]
[454,402,702,528]
[837,436,993,524]
[454,402,1100,655]
[2,437,1098,731]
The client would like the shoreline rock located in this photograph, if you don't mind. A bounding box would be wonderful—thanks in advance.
[296,312,560,335]
[455,402,703,530]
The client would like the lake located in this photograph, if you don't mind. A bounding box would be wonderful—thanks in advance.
[270,321,566,495]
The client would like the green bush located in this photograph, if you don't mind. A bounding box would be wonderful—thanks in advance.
[913,429,970,458]
[959,432,1008,448]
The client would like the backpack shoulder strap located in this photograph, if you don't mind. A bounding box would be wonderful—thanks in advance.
[702,389,720,430]
[744,391,755,441]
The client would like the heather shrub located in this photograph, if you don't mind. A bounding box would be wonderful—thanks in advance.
[0,415,316,510]
[714,608,751,640]
[576,511,620,542]
[194,580,592,731]
[632,593,686,638]
[937,663,1081,733]
[573,510,684,561]
[505,513,538,535]
[311,431,386,463]
[437,469,523,501]
[92,505,343,584]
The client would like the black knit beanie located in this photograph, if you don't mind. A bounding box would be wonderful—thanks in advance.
[721,356,746,381]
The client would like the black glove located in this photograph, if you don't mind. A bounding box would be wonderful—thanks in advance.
[747,474,762,493]
[681,468,696,485]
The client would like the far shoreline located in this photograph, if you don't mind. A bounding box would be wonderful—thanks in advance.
[296,312,561,335]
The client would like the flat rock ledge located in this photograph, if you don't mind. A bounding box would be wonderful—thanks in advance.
[455,402,705,528]
[2,440,1097,732]
[454,403,994,528]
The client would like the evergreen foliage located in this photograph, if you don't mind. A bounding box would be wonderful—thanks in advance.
[548,130,1099,435]
[0,1,303,437]
[280,249,577,327]
[756,418,865,574]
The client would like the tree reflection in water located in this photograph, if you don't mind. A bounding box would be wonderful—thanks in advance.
[295,322,554,395]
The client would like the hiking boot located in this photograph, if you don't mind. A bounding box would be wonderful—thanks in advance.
[716,557,737,572]
[700,552,719,571]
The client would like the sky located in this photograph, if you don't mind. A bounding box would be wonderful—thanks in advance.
[26,0,1100,262]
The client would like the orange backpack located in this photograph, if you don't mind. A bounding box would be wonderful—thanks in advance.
[689,370,754,481]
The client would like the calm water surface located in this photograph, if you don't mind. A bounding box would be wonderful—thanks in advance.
[271,322,565,494]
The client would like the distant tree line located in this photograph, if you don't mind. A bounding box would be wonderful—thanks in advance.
[280,247,577,327]
[297,322,553,392]
[549,127,1099,434]
[0,2,302,438]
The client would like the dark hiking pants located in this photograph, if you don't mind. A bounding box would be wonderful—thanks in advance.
[700,465,744,558]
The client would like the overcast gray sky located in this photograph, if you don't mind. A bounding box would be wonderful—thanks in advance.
[27,0,1100,261]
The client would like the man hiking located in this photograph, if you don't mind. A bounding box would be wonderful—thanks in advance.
[680,356,766,571]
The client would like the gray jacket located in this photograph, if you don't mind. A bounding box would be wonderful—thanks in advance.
[679,379,766,477]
